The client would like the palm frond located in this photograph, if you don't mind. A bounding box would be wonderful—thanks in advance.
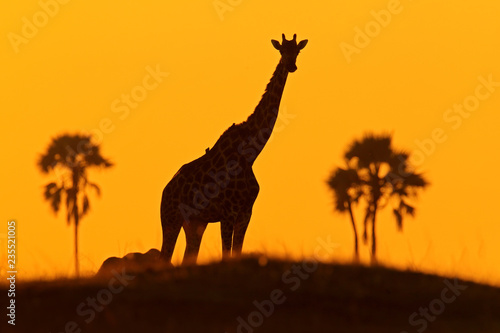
[85,145,114,168]
[90,182,101,196]
[345,133,393,169]
[37,133,114,172]
[43,182,63,213]
[393,209,403,231]
[401,200,415,216]
[403,173,429,188]
[43,182,58,199]
[327,167,362,214]
[82,174,102,197]
[82,195,90,217]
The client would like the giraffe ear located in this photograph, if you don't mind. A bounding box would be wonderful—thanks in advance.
[298,39,308,50]
[271,39,281,50]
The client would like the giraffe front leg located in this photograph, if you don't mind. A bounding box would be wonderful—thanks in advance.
[220,220,233,260]
[160,215,183,265]
[182,219,207,265]
[231,212,252,257]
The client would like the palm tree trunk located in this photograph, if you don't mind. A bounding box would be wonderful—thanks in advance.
[362,207,371,245]
[72,171,80,277]
[347,201,359,260]
[74,212,79,277]
[371,202,378,264]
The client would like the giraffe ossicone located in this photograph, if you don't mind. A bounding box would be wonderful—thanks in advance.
[160,34,308,265]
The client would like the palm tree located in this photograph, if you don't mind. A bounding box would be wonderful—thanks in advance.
[338,133,428,261]
[38,134,113,276]
[327,167,362,259]
[344,134,392,260]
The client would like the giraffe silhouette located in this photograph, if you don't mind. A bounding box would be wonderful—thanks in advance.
[160,34,308,265]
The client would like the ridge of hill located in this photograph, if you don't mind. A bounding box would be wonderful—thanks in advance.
[5,257,500,333]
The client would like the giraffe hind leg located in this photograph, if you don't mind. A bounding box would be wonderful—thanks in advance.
[232,212,252,257]
[220,220,233,260]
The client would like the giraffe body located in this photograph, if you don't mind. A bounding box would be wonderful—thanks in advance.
[160,34,307,265]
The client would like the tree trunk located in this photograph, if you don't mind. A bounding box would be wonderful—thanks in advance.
[371,202,378,264]
[74,214,79,277]
[347,201,359,260]
[72,171,80,277]
[362,206,371,245]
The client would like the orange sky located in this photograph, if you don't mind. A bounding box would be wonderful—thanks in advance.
[1,1,499,284]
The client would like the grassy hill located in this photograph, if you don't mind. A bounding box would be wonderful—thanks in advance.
[5,257,500,333]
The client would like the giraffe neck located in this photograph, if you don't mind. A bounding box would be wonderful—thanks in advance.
[240,58,289,164]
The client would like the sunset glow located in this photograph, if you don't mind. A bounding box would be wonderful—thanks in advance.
[1,1,499,285]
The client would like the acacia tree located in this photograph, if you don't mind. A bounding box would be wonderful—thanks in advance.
[330,133,428,261]
[38,134,113,276]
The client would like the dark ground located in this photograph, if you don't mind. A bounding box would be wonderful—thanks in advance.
[3,257,500,333]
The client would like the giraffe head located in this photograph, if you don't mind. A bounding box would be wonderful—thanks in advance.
[271,34,308,73]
